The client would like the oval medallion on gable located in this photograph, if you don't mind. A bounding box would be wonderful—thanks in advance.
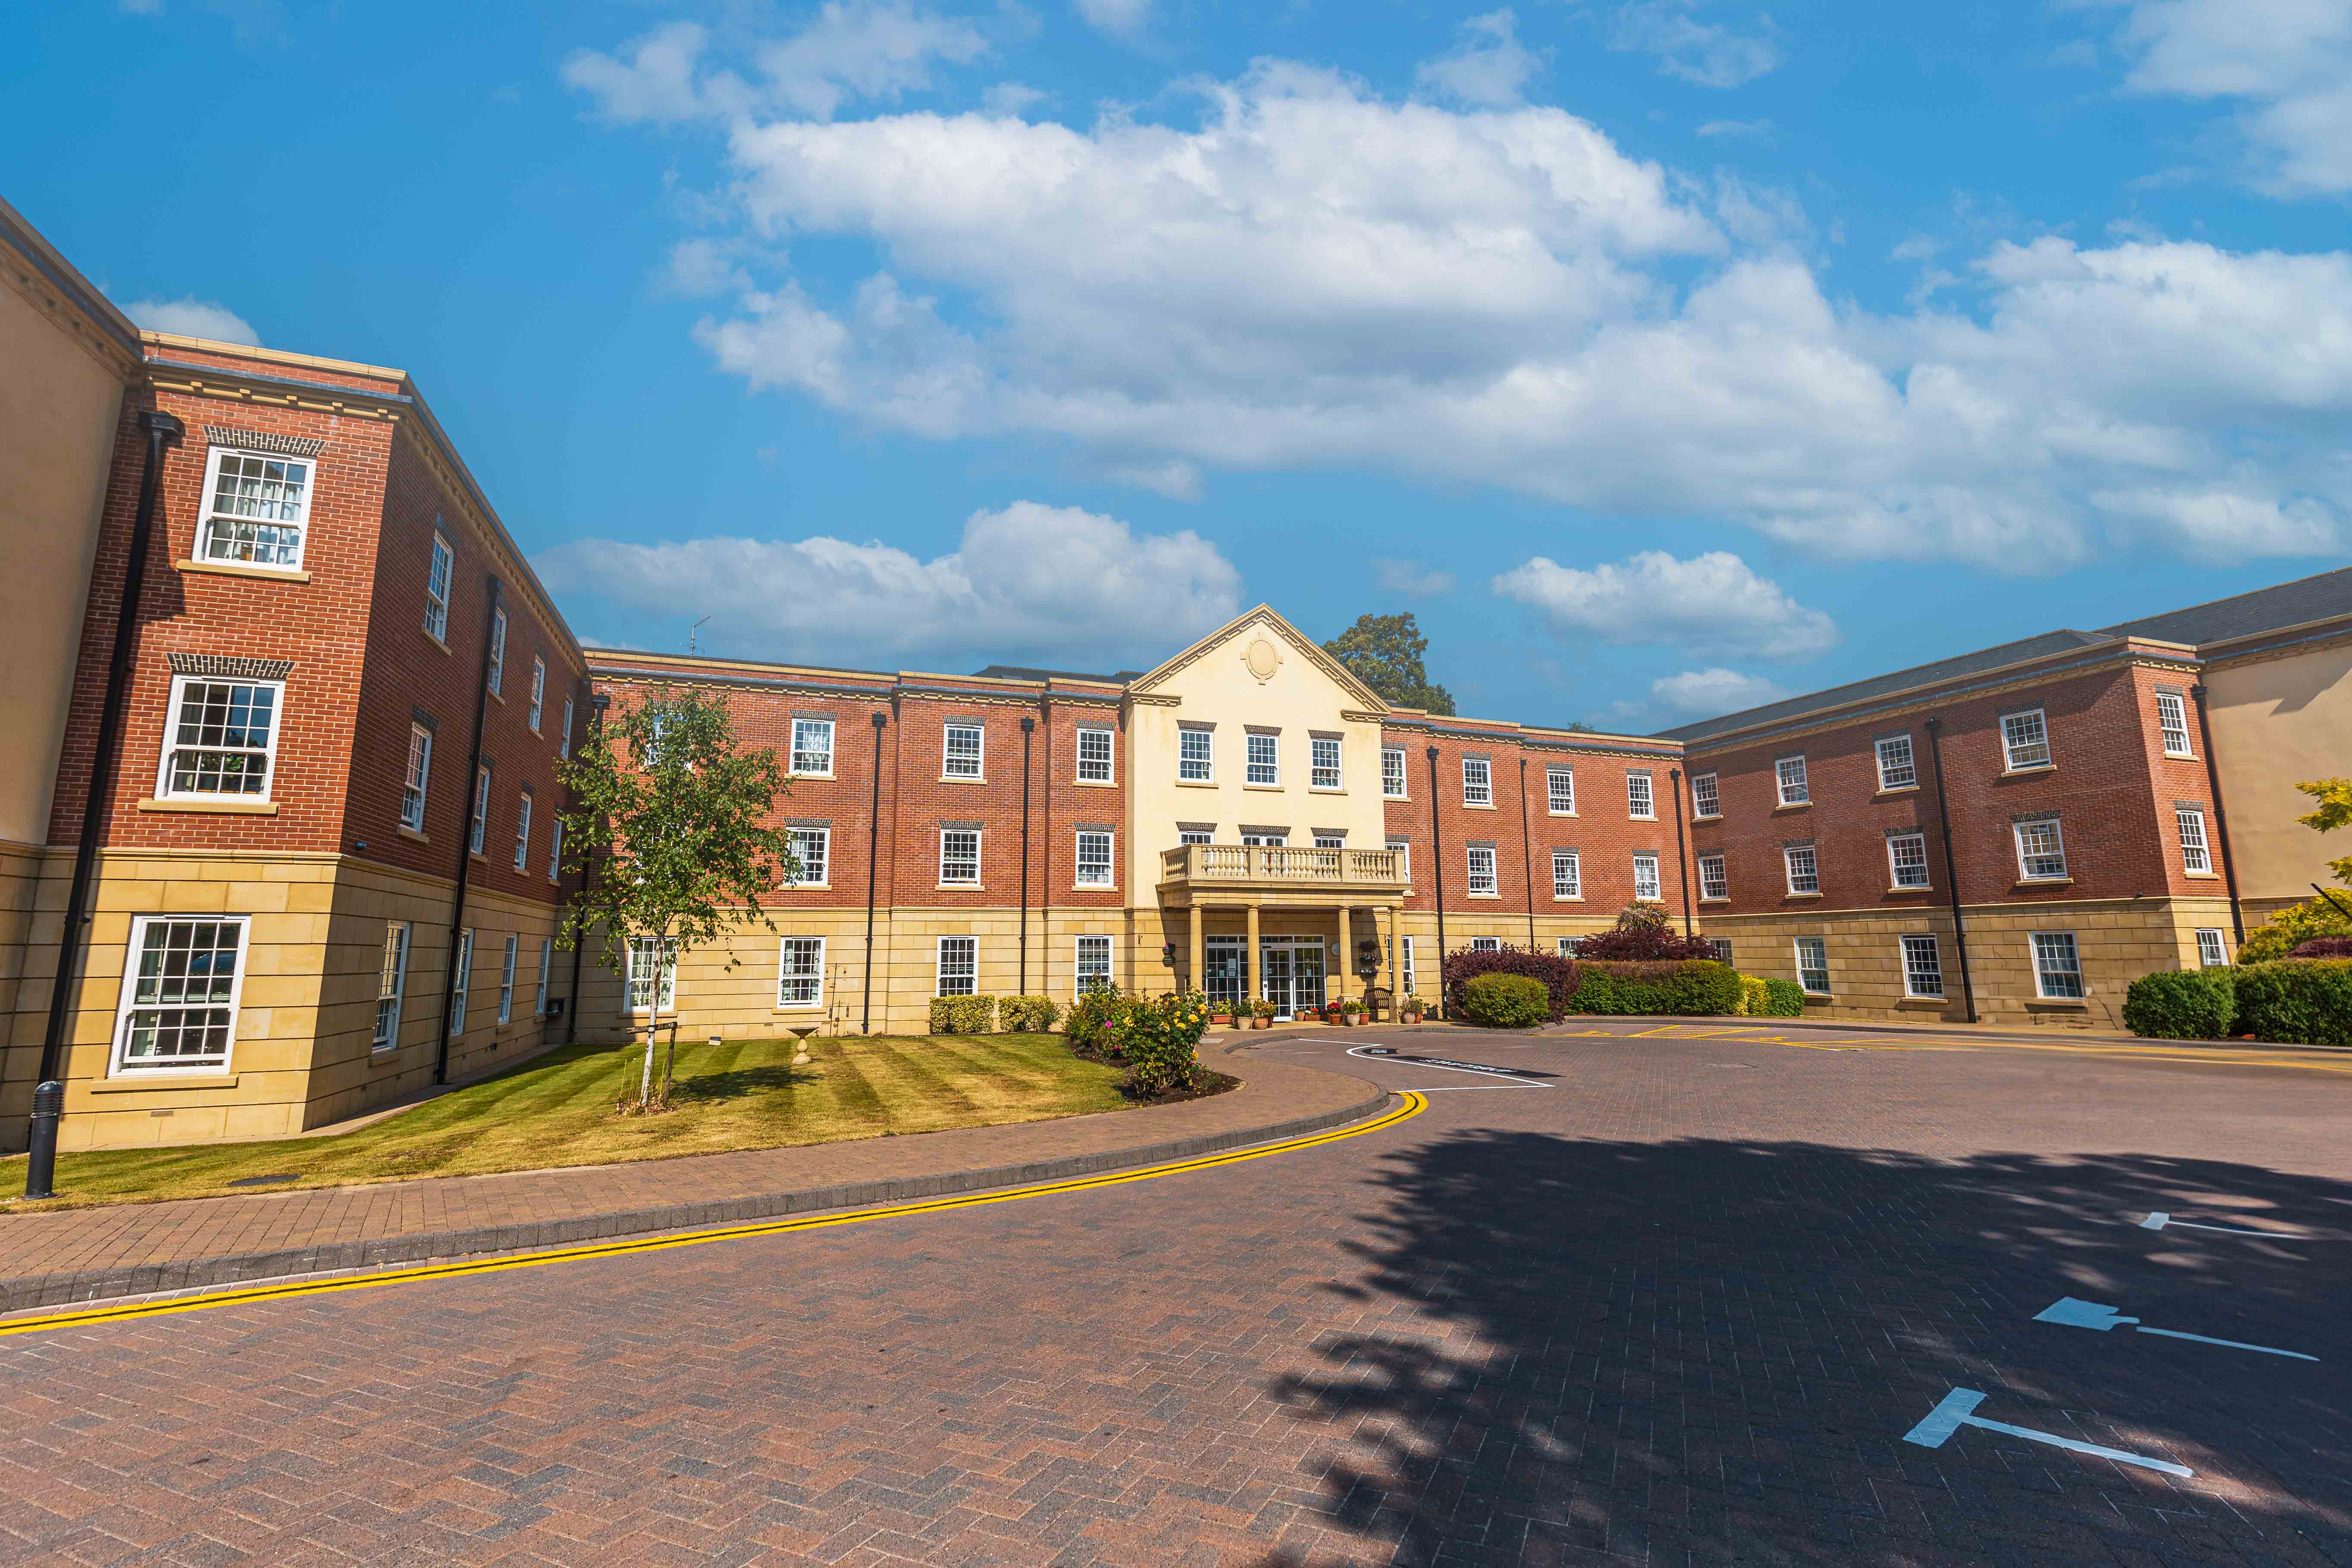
[1243,636,1282,683]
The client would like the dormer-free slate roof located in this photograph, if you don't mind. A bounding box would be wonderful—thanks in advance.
[1655,564,2352,746]
[969,664,1142,684]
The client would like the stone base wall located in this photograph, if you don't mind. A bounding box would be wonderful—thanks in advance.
[1694,896,2240,1030]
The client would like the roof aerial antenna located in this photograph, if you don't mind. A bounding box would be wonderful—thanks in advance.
[689,615,711,655]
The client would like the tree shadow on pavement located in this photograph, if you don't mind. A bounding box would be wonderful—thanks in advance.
[1258,1132,2352,1567]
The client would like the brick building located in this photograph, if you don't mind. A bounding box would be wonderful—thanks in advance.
[5,204,2349,1150]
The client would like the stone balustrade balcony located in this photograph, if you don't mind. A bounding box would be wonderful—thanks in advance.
[1156,844,1408,906]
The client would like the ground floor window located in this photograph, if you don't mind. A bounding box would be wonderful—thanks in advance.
[1900,934,1944,997]
[1399,935,1417,995]
[2032,931,2084,998]
[1075,934,1112,996]
[498,934,518,1023]
[373,922,409,1052]
[452,928,473,1035]
[936,936,977,996]
[1794,935,1830,995]
[536,937,552,1015]
[113,915,248,1073]
[1705,937,1732,964]
[778,936,825,1007]
[2195,928,2228,968]
[1470,936,1501,953]
[627,936,677,1012]
[1557,936,1576,959]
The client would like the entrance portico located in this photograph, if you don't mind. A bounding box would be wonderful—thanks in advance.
[1159,844,1408,1016]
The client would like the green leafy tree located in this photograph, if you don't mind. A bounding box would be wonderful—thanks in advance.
[2297,777,2352,886]
[557,688,797,1109]
[1323,612,1456,714]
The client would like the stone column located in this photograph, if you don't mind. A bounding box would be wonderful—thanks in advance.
[1187,903,1204,1001]
[1380,903,1397,1018]
[1244,902,1260,1010]
[1335,904,1353,1011]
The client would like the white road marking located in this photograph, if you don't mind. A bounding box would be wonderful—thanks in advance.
[1345,1045,1551,1087]
[2141,1211,2309,1239]
[1902,1388,2193,1477]
[2033,1296,2317,1361]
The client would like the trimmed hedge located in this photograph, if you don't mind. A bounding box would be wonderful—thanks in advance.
[1440,946,1579,1021]
[997,994,1063,1033]
[1734,975,1768,1016]
[928,994,998,1035]
[2122,968,2236,1040]
[2289,937,2352,959]
[1462,973,1550,1029]
[1570,959,1742,1016]
[2232,959,2352,1047]
[1756,978,1804,1016]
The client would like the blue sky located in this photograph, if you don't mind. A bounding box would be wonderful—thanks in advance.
[9,0,2349,729]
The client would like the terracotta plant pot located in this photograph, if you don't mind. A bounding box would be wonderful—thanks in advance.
[1251,1016,1270,1029]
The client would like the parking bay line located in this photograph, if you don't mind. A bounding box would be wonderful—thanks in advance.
[2140,1210,2316,1240]
[2033,1296,2317,1361]
[1904,1387,2193,1477]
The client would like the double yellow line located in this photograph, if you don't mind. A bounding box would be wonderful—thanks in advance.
[1,1092,1429,1339]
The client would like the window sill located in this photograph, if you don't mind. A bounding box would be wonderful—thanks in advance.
[1782,891,1823,900]
[1688,812,1716,822]
[487,689,505,705]
[1074,778,1118,789]
[1886,884,1933,895]
[1698,896,1731,905]
[2183,870,2220,880]
[138,797,278,815]
[2162,750,2197,762]
[370,1047,409,1068]
[773,1003,825,1013]
[176,558,310,584]
[92,1073,239,1092]
[1467,891,1501,900]
[422,627,452,655]
[1800,991,1833,1003]
[938,775,985,785]
[1999,765,2055,778]
[1461,800,1497,810]
[2026,997,2089,1011]
[1897,996,1948,1009]
[1243,782,1284,792]
[1773,801,1811,813]
[1175,778,1217,788]
[1309,786,1345,794]
[1874,786,1919,798]
[2014,877,2073,890]
[1384,793,1409,804]
[938,883,983,891]
[397,824,429,844]
[782,882,831,892]
[1634,897,1666,905]
[1552,894,1586,903]
[1074,883,1117,893]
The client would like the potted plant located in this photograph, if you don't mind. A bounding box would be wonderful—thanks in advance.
[1208,1006,1235,1028]
[1250,999,1276,1029]
[1402,996,1424,1024]
[1341,997,1364,1025]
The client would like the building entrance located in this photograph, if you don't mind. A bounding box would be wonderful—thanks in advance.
[1259,937,1326,1019]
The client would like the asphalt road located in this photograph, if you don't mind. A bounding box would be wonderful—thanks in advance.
[5,1021,2349,1568]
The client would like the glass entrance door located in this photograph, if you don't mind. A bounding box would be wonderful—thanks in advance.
[1258,938,1327,1017]
[1204,936,1245,1010]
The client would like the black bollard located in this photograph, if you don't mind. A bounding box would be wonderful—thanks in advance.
[22,1080,62,1201]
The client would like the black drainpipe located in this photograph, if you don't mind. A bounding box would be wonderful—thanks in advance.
[1669,766,1694,938]
[36,410,183,1098]
[1923,717,1978,1023]
[562,689,606,1046]
[860,710,887,1032]
[2188,684,2245,945]
[433,574,502,1085]
[1517,756,1537,949]
[1425,745,1448,1019]
[1019,715,1035,993]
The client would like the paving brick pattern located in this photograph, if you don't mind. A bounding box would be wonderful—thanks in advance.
[0,1054,1379,1311]
[4,1022,2350,1567]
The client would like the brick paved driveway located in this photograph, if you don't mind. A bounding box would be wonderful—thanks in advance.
[5,1022,2349,1567]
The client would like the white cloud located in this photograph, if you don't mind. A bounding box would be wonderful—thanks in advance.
[1696,117,1773,139]
[1608,2,1782,89]
[120,297,261,346]
[1646,666,1789,716]
[1493,550,1838,659]
[661,237,751,297]
[2108,0,2352,195]
[2090,485,2343,557]
[533,500,1240,666]
[1105,459,1202,500]
[982,81,1047,117]
[578,53,2352,569]
[1374,558,1457,596]
[562,3,986,125]
[1074,0,1151,39]
[1417,10,1544,109]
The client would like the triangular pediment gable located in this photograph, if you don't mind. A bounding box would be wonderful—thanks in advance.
[1130,605,1391,714]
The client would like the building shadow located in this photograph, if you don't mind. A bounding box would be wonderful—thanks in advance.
[1254,1130,2352,1566]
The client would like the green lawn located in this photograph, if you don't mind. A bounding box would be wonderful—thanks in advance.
[16,1033,1130,1209]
